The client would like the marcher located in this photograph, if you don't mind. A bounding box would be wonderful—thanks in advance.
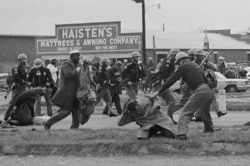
[95,58,117,116]
[118,96,176,140]
[27,58,54,116]
[3,87,45,126]
[77,57,96,125]
[43,50,81,130]
[122,51,145,100]
[153,52,214,140]
[10,53,28,104]
[103,61,123,115]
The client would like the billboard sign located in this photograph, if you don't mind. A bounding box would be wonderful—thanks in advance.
[36,22,141,54]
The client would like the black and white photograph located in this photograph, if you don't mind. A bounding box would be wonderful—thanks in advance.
[0,0,250,165]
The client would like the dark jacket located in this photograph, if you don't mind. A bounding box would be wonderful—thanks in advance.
[159,61,206,94]
[122,61,145,83]
[108,67,121,95]
[27,66,53,88]
[4,89,36,125]
[52,60,79,110]
[95,64,109,86]
[12,64,27,88]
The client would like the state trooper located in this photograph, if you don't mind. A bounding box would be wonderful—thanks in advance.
[187,49,196,62]
[153,52,214,140]
[11,53,28,104]
[95,58,117,117]
[122,51,145,100]
[103,61,123,115]
[27,58,54,116]
[153,49,180,107]
[193,49,227,120]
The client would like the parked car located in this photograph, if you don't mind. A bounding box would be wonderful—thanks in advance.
[244,67,250,80]
[0,73,9,91]
[215,71,250,93]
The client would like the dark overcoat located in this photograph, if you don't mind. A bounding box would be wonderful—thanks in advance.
[52,60,79,110]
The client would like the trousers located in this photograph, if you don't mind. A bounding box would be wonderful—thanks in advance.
[177,84,214,135]
[45,107,79,129]
[34,88,53,116]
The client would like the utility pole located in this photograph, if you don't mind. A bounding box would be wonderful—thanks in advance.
[132,0,146,65]
[142,0,146,65]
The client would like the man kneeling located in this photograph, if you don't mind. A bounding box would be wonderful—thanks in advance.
[3,87,45,126]
[118,96,176,140]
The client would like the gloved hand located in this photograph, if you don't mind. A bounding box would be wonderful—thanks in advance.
[128,81,132,86]
[76,67,81,72]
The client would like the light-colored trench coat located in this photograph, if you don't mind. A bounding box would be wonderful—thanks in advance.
[118,96,176,132]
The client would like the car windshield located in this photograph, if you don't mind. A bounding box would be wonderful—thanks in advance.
[215,72,226,79]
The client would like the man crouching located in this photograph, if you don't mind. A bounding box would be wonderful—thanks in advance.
[118,96,176,140]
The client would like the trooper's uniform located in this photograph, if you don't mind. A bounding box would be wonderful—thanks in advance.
[103,63,122,115]
[95,61,117,116]
[122,53,145,100]
[28,59,54,116]
[157,52,214,140]
[11,61,27,104]
[153,49,180,106]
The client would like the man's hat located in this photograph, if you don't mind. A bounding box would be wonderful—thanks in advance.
[131,51,141,58]
[69,50,80,56]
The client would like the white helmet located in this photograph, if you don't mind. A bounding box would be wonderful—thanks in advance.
[131,51,141,58]
[69,50,80,56]
[33,58,43,68]
[101,58,109,63]
[17,53,27,60]
[175,52,189,64]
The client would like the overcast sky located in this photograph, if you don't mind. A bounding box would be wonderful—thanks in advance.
[0,0,250,36]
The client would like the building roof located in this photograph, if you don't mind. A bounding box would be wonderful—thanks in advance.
[146,31,250,50]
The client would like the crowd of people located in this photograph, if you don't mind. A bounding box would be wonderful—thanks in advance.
[1,48,240,141]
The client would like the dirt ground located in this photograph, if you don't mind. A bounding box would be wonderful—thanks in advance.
[1,91,250,157]
[1,155,250,166]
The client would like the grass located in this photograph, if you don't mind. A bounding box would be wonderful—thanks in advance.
[1,125,250,146]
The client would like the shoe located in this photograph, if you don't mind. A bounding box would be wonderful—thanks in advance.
[203,129,214,133]
[109,113,118,117]
[42,121,50,130]
[1,122,14,129]
[244,121,250,126]
[102,111,108,115]
[176,134,188,140]
[217,111,227,118]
